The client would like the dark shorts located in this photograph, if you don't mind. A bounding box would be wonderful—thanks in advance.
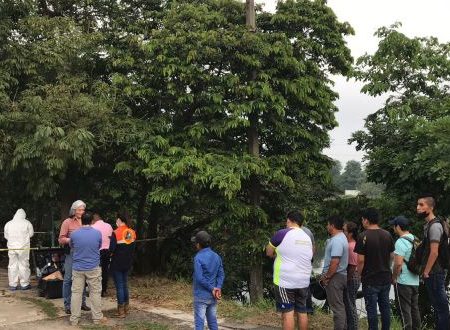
[274,285,309,313]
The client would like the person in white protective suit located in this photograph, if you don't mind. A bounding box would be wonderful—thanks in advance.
[4,209,34,290]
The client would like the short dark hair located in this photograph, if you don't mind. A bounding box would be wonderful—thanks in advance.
[117,213,129,226]
[81,212,93,225]
[418,194,436,209]
[361,208,380,224]
[286,210,304,225]
[327,215,344,230]
[345,221,359,239]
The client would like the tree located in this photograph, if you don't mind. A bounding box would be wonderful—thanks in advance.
[132,0,353,301]
[338,160,365,190]
[0,0,353,303]
[351,24,450,213]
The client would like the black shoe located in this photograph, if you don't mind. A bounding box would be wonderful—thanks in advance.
[65,308,71,315]
[81,305,91,311]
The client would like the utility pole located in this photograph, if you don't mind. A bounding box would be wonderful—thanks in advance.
[245,0,263,303]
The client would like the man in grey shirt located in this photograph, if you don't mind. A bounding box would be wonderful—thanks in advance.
[417,195,449,330]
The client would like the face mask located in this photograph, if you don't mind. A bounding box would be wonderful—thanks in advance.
[417,211,429,219]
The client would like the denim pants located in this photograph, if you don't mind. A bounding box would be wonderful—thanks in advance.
[112,270,129,305]
[424,272,450,330]
[362,283,391,330]
[194,298,218,330]
[63,253,86,309]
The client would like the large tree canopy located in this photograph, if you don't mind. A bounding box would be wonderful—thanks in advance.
[351,24,450,213]
[0,0,353,301]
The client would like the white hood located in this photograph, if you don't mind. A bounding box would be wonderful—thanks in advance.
[12,209,27,222]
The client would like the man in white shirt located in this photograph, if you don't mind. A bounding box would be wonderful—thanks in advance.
[266,211,313,330]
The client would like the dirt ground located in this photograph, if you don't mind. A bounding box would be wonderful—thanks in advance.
[0,269,276,329]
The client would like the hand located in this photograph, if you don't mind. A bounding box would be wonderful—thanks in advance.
[212,288,222,300]
[319,275,330,286]
[423,271,429,279]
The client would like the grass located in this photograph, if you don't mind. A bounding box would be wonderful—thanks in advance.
[129,276,332,328]
[19,296,59,318]
[82,322,169,330]
[129,276,428,329]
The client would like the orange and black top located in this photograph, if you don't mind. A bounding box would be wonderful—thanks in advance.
[109,225,137,272]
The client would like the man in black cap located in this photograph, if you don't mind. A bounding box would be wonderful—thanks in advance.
[191,231,225,330]
[390,216,421,330]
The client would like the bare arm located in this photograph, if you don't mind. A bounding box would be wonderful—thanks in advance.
[423,242,439,277]
[321,257,340,285]
[392,254,404,283]
[357,254,365,277]
[58,220,70,246]
[266,243,276,258]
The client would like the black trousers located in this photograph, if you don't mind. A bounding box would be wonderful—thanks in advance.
[100,249,111,294]
[394,283,421,330]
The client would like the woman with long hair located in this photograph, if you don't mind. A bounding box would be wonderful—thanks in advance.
[343,221,360,330]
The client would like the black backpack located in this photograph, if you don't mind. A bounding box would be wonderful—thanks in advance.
[400,235,422,275]
[414,217,450,272]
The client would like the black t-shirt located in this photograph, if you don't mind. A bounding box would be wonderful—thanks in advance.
[354,228,394,286]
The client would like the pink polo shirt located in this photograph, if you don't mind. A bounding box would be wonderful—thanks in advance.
[91,219,113,250]
[348,240,358,266]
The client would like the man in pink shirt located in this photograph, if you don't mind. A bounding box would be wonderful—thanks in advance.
[91,211,113,297]
[59,200,90,314]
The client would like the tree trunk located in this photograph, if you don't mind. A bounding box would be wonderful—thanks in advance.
[146,203,160,272]
[135,178,149,238]
[246,0,263,303]
[249,259,264,303]
[59,175,78,221]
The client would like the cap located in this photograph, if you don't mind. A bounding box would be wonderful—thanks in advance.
[191,230,211,246]
[389,215,410,227]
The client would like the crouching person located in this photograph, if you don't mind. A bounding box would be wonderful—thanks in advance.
[69,212,107,326]
[192,231,225,330]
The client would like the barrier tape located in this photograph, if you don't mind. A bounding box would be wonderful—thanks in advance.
[0,237,164,252]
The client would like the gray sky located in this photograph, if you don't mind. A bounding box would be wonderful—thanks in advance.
[259,0,450,166]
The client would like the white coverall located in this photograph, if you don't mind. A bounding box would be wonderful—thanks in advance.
[4,209,34,288]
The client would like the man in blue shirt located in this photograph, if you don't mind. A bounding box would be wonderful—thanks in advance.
[391,215,421,330]
[192,231,225,330]
[69,212,107,326]
[320,215,348,330]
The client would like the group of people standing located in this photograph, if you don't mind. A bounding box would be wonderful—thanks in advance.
[266,195,450,330]
[58,200,136,326]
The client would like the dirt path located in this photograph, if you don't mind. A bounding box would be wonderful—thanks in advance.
[0,269,275,329]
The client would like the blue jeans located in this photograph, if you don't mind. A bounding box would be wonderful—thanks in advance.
[112,270,129,305]
[63,253,86,309]
[424,272,450,330]
[362,284,391,330]
[194,298,218,330]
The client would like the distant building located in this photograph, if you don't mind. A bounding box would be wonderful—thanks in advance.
[344,190,360,197]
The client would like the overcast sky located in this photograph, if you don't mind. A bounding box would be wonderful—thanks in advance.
[259,0,450,166]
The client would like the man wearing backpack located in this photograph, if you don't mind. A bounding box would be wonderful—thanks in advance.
[417,195,450,330]
[390,216,421,330]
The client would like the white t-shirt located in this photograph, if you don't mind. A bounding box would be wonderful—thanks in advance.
[269,227,313,289]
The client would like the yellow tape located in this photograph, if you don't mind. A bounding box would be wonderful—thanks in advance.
[0,237,164,252]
